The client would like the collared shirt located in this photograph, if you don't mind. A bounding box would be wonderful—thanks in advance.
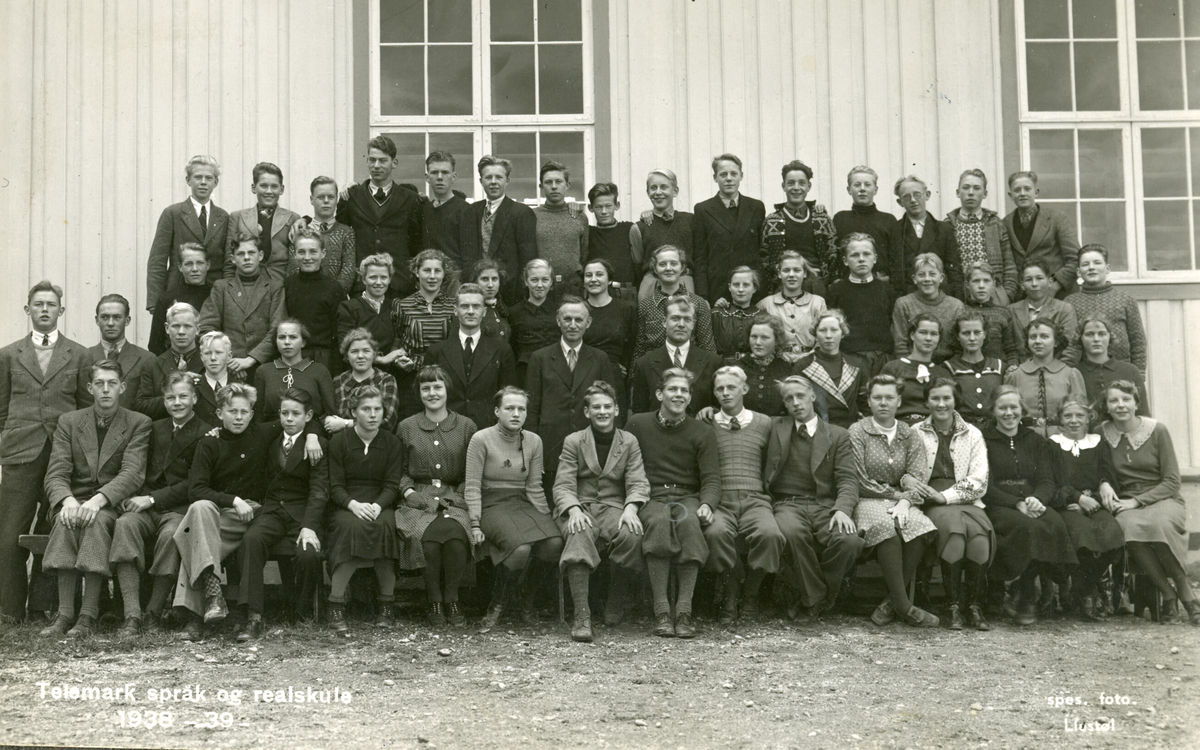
[715,408,753,430]
[189,196,212,220]
[459,329,479,351]
[282,432,298,454]
[793,415,819,437]
[720,193,741,209]
[908,214,927,238]
[652,207,676,222]
[370,181,394,198]
[655,410,686,429]
[360,291,383,314]
[430,194,453,208]
[206,374,228,392]
[666,340,691,367]
[848,274,875,284]
[1026,300,1046,319]
[560,338,580,363]
[313,216,337,233]
[486,196,505,216]
[1017,204,1039,227]
[32,330,60,347]
[101,338,127,359]
[959,208,984,221]
[171,414,194,433]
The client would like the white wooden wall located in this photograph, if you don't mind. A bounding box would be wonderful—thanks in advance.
[0,0,356,345]
[1142,299,1200,473]
[607,0,1007,222]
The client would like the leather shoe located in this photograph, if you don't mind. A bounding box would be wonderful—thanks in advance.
[739,595,760,622]
[375,603,395,628]
[871,599,896,627]
[1080,596,1106,622]
[177,618,203,641]
[904,605,940,628]
[571,614,593,643]
[427,602,445,627]
[67,614,97,638]
[946,604,964,631]
[445,602,465,627]
[673,612,696,639]
[652,612,674,637]
[967,604,991,631]
[328,605,349,635]
[38,613,72,638]
[235,617,263,642]
[1014,601,1037,626]
[117,617,142,639]
[203,594,228,624]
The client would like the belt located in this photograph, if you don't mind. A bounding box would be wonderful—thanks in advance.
[654,484,697,492]
[774,494,819,503]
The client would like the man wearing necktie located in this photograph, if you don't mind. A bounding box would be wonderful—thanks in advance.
[145,155,228,312]
[223,162,301,283]
[467,155,538,306]
[135,302,205,421]
[630,296,722,415]
[88,294,154,411]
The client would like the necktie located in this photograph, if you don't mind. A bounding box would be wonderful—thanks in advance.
[199,204,208,239]
[671,347,683,369]
[41,334,49,346]
[173,422,181,435]
[176,354,187,371]
[567,348,577,372]
[463,336,475,376]
[729,418,741,431]
[104,344,118,360]
[375,187,387,203]
[481,211,495,256]
[283,435,295,456]
[321,222,331,233]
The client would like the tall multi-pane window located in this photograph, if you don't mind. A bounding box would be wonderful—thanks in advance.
[1017,0,1200,278]
[371,0,593,203]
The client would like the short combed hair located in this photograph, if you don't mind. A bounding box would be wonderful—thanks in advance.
[347,384,383,412]
[749,312,788,350]
[95,293,131,317]
[89,358,124,382]
[964,261,996,282]
[178,242,208,261]
[162,369,197,396]
[27,280,63,304]
[1025,316,1064,354]
[1079,243,1109,262]
[711,153,744,174]
[587,182,619,204]
[478,154,513,177]
[292,225,325,250]
[165,301,199,324]
[846,165,878,184]
[775,374,815,398]
[1007,170,1038,189]
[426,150,456,170]
[358,252,395,280]
[185,155,221,179]
[276,317,312,345]
[456,282,485,302]
[583,257,617,282]
[1078,312,1114,345]
[714,365,748,384]
[923,376,962,406]
[958,168,988,190]
[810,309,851,340]
[217,382,257,409]
[199,330,232,353]
[781,160,813,182]
[912,252,945,276]
[649,244,687,272]
[908,312,943,341]
[728,265,761,291]
[645,168,679,190]
[894,174,928,196]
[368,135,398,159]
[539,160,569,183]
[584,380,618,406]
[523,258,554,281]
[839,232,876,257]
[494,385,529,408]
[1020,258,1053,279]
[664,294,695,317]
[776,250,815,276]
[557,294,589,316]
[279,387,313,411]
[1101,379,1142,413]
[991,384,1026,417]
[867,373,902,397]
[340,327,380,359]
[251,162,283,185]
[310,175,338,194]
[657,366,695,391]
[231,231,261,251]
[1056,395,1096,426]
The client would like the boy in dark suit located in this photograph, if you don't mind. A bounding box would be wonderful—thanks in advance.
[893,175,963,298]
[145,155,228,312]
[109,371,212,636]
[421,151,473,270]
[136,302,205,420]
[39,360,152,637]
[148,244,213,355]
[199,233,286,376]
[467,155,538,304]
[631,296,721,415]
[225,162,301,283]
[0,281,92,622]
[1003,170,1081,299]
[89,294,155,410]
[234,388,328,641]
[692,154,766,305]
[424,284,518,430]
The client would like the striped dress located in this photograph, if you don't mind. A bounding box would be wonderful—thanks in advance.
[391,290,455,366]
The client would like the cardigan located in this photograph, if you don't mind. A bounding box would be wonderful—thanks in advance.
[914,413,988,507]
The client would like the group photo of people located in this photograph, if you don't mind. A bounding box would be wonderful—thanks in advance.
[0,136,1193,651]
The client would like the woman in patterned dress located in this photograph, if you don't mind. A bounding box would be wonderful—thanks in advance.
[793,309,865,428]
[395,365,478,628]
[849,374,941,628]
[391,249,457,420]
[711,266,760,358]
[326,328,400,435]
[252,318,336,422]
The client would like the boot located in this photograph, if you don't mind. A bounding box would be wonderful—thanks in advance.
[570,612,593,643]
[965,563,991,631]
[427,602,445,627]
[718,572,739,627]
[603,568,628,627]
[1080,595,1105,622]
[519,563,540,625]
[1182,598,1200,627]
[375,601,395,628]
[943,562,964,631]
[445,602,465,627]
[1014,574,1038,626]
[327,603,349,635]
[479,566,511,633]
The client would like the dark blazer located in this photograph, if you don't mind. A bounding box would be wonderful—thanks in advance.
[145,199,229,310]
[894,215,964,299]
[225,206,302,283]
[260,433,329,532]
[0,334,93,464]
[526,343,616,471]
[88,343,156,411]
[193,376,235,428]
[337,181,423,297]
[1003,204,1081,297]
[630,344,722,416]
[424,333,519,431]
[763,416,858,517]
[691,194,767,304]
[43,406,152,508]
[465,196,538,305]
[141,415,213,511]
[134,348,205,420]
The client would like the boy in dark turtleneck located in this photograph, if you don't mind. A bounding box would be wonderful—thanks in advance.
[283,228,347,374]
[149,244,212,355]
[831,166,900,289]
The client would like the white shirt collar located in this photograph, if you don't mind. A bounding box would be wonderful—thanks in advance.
[719,193,740,209]
[960,207,984,221]
[206,373,227,391]
[561,338,580,360]
[189,196,212,216]
[370,181,393,197]
[459,328,479,348]
[1050,433,1100,456]
[716,408,754,429]
[848,274,875,284]
[283,431,299,448]
[486,196,505,215]
[101,338,127,357]
[667,340,691,363]
[794,415,819,437]
[32,330,60,346]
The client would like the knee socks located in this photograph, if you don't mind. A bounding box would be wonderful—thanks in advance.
[374,559,396,601]
[57,570,79,620]
[116,563,142,619]
[675,563,699,616]
[202,567,223,599]
[647,556,671,617]
[567,563,591,617]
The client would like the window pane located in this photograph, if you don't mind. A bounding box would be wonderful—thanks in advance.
[428,46,473,116]
[1135,0,1183,38]
[1074,42,1121,110]
[1026,43,1073,110]
[492,132,538,201]
[539,44,585,114]
[1141,127,1188,197]
[492,0,534,42]
[1187,40,1200,108]
[1144,201,1192,270]
[540,0,583,42]
[1026,0,1069,39]
[491,45,536,114]
[1139,41,1186,110]
[1078,130,1124,198]
[428,0,471,43]
[1189,128,1200,194]
[1073,0,1118,38]
[380,46,425,116]
[379,0,424,43]
[1186,0,1200,36]
[1029,129,1077,199]
[540,131,585,201]
[1080,202,1128,271]
[382,132,427,187]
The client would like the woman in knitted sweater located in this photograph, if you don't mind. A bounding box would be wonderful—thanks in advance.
[1065,245,1146,372]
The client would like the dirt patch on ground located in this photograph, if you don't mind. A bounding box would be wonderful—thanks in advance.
[1,610,1197,750]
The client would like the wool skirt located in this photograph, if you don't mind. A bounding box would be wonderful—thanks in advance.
[1060,507,1125,555]
[479,488,559,565]
[1114,496,1188,572]
[395,482,476,570]
[924,504,996,565]
[985,492,1078,581]
[326,507,398,570]
[854,498,937,547]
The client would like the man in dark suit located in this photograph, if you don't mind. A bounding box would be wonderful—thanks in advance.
[148,244,213,355]
[109,371,212,636]
[136,302,205,420]
[336,136,423,297]
[89,294,155,411]
[424,283,518,430]
[39,360,152,637]
[224,162,302,284]
[893,175,964,298]
[0,281,92,623]
[234,388,328,641]
[465,155,538,305]
[764,375,862,622]
[631,296,722,415]
[692,154,767,305]
[145,155,229,312]
[194,331,238,427]
[525,296,616,491]
[1003,170,1081,299]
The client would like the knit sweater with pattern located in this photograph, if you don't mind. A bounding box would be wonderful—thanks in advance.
[1064,283,1147,372]
[712,411,771,492]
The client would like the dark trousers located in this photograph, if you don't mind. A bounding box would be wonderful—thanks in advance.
[0,440,52,620]
[773,498,865,608]
[236,507,324,615]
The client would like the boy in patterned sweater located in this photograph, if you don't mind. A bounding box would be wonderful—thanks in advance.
[1065,244,1146,373]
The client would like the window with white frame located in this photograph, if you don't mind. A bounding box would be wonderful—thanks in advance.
[1017,0,1200,277]
[370,0,593,204]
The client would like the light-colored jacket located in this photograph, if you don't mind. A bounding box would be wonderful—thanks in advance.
[914,412,989,507]
[43,406,152,508]
[552,427,650,516]
[0,334,92,464]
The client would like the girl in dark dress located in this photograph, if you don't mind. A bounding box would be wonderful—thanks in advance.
[880,313,951,426]
[982,385,1078,625]
[1050,397,1126,621]
[471,258,512,344]
[508,259,561,387]
[583,258,637,421]
[732,313,795,417]
[794,309,865,428]
[325,385,405,634]
[396,366,478,628]
[253,318,336,422]
[335,253,401,371]
[711,266,760,357]
[943,309,1006,428]
[1076,313,1149,416]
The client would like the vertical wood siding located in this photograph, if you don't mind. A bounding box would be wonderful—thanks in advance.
[1141,299,1200,473]
[0,0,355,345]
